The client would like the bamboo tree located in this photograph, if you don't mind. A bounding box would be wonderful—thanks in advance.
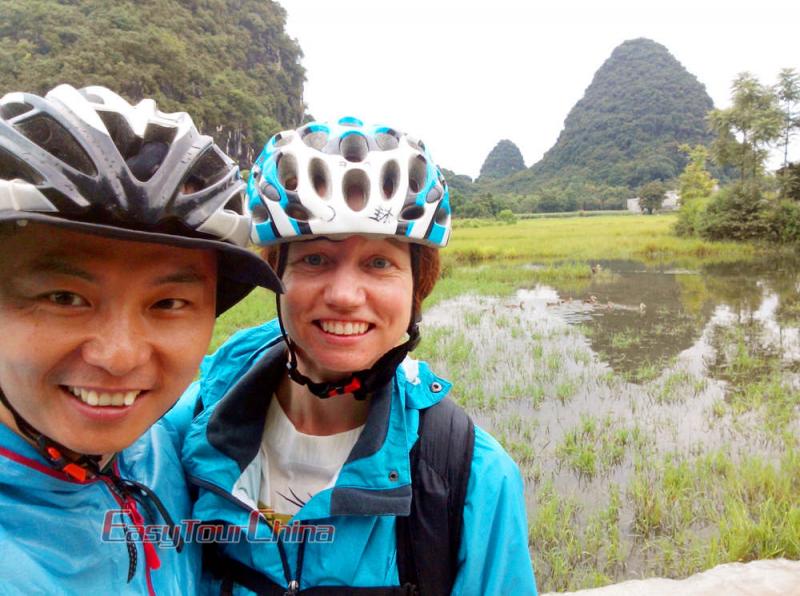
[775,68,800,169]
[708,73,783,185]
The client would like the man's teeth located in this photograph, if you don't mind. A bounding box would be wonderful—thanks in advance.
[320,320,369,336]
[68,387,141,407]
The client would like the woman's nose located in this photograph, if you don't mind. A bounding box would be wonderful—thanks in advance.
[323,265,366,309]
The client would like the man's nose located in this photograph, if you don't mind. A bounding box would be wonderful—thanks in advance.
[80,312,152,376]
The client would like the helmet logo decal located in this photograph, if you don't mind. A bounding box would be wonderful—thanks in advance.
[369,206,394,224]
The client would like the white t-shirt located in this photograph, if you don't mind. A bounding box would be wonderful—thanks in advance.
[257,397,364,522]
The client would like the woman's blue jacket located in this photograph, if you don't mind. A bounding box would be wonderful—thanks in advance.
[180,319,537,595]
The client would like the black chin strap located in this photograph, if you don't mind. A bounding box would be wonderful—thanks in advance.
[275,296,420,400]
[0,387,102,481]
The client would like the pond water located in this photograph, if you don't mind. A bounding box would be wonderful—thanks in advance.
[418,257,800,588]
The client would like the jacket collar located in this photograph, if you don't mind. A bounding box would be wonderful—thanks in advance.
[187,322,453,520]
[192,343,414,518]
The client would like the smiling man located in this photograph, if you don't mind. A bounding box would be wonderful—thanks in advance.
[0,84,281,593]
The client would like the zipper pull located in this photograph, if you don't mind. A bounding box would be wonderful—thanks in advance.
[284,579,299,595]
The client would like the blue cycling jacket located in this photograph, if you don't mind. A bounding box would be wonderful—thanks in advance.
[0,418,201,595]
[180,319,537,595]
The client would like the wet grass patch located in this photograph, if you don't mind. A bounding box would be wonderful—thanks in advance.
[555,414,638,478]
[529,481,626,591]
[628,448,800,576]
[708,322,800,436]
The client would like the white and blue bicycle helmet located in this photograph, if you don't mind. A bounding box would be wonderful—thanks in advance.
[247,116,451,248]
[246,118,451,400]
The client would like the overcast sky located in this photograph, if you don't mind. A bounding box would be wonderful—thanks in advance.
[277,0,799,179]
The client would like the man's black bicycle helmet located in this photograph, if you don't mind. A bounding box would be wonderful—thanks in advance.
[0,84,282,313]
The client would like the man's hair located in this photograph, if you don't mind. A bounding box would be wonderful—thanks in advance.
[261,243,440,317]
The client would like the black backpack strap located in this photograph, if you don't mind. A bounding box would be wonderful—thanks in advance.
[396,397,475,595]
[204,542,416,595]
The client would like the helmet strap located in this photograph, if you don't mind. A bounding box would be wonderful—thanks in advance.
[0,387,102,482]
[275,291,420,401]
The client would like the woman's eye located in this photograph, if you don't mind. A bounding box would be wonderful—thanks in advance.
[46,292,88,307]
[302,254,326,266]
[370,257,391,269]
[152,298,189,310]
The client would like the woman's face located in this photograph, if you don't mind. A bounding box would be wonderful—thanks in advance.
[280,236,413,382]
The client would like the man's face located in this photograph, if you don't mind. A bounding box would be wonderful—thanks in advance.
[0,223,217,456]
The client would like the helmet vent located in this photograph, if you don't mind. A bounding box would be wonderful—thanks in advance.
[434,204,450,225]
[127,141,168,182]
[286,203,313,221]
[425,185,442,203]
[408,155,427,194]
[342,169,370,212]
[273,132,293,148]
[223,191,245,215]
[0,147,45,185]
[83,92,105,104]
[185,148,228,190]
[406,137,426,152]
[339,133,368,163]
[375,130,400,151]
[251,201,270,223]
[381,160,400,200]
[0,101,33,121]
[277,153,299,191]
[16,114,97,176]
[400,205,425,221]
[300,127,328,150]
[96,109,138,161]
[257,178,281,202]
[309,158,330,199]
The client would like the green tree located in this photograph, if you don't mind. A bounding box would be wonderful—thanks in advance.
[708,72,783,185]
[775,68,800,169]
[776,162,800,201]
[496,209,518,224]
[677,145,716,201]
[638,180,666,214]
[700,182,769,240]
[674,145,716,235]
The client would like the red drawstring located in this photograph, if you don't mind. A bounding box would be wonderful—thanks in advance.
[125,501,162,571]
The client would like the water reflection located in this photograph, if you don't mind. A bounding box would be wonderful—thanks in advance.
[551,258,800,382]
[419,257,800,582]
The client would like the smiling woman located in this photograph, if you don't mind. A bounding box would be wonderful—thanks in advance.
[181,118,538,595]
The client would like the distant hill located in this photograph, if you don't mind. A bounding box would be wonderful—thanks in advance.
[491,38,714,197]
[478,139,525,181]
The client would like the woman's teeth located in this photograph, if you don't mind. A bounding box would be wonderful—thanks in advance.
[67,387,141,407]
[320,320,369,336]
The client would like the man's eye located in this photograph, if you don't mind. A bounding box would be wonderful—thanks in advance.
[153,298,189,310]
[302,254,326,266]
[46,292,88,307]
